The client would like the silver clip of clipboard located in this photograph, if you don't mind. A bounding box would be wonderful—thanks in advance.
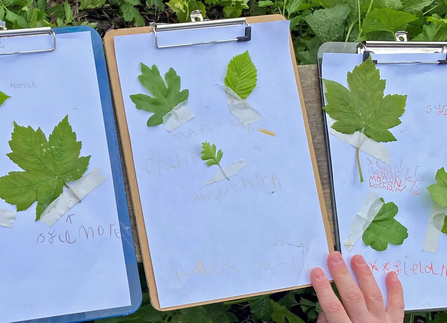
[0,24,56,55]
[358,31,447,65]
[153,15,251,49]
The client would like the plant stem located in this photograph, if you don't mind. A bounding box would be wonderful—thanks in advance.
[64,183,81,202]
[357,0,362,34]
[356,147,364,183]
[218,164,230,181]
[345,19,357,42]
[423,2,442,16]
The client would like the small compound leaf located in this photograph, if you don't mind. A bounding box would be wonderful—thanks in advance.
[224,50,257,100]
[362,199,408,251]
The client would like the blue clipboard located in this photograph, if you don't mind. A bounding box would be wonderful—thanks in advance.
[0,26,141,323]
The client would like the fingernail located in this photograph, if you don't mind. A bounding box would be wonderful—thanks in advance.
[329,252,343,264]
[353,255,367,266]
[313,268,326,280]
[389,271,398,280]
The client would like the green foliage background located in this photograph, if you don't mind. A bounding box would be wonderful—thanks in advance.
[2,0,447,321]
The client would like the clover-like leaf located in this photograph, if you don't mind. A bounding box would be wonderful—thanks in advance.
[0,116,90,220]
[427,167,447,207]
[225,50,257,100]
[0,91,11,107]
[130,63,189,127]
[323,56,406,182]
[362,198,408,251]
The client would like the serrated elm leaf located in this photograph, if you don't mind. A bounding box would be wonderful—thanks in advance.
[362,199,408,251]
[225,50,257,100]
[130,63,189,127]
[0,116,90,220]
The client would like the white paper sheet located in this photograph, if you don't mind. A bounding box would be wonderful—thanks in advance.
[0,31,131,323]
[115,20,331,308]
[322,52,447,311]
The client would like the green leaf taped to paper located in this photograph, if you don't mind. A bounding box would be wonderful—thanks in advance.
[323,56,407,143]
[0,116,90,221]
[0,91,11,107]
[362,198,408,251]
[427,167,447,207]
[130,63,189,127]
[201,142,223,167]
[225,50,258,100]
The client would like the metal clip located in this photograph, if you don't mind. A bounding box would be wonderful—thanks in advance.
[153,18,251,49]
[190,10,204,22]
[0,27,56,55]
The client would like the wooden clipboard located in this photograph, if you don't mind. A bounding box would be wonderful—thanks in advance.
[104,14,333,311]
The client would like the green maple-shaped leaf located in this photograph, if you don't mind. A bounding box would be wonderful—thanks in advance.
[362,198,408,251]
[130,63,189,127]
[427,167,447,207]
[0,91,11,107]
[225,50,258,100]
[0,116,90,221]
[433,213,447,235]
[323,56,407,182]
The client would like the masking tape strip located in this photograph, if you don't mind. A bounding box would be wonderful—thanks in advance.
[327,117,390,163]
[203,159,249,186]
[0,209,16,228]
[343,191,384,252]
[219,85,263,125]
[163,101,194,131]
[40,168,108,227]
[422,202,447,253]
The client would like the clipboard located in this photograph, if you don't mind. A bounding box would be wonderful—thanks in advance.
[318,36,447,311]
[104,15,333,311]
[0,26,141,323]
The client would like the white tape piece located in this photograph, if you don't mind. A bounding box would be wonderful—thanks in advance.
[343,191,384,252]
[219,85,263,125]
[0,209,16,228]
[422,202,447,253]
[40,168,108,227]
[163,101,195,131]
[327,117,390,163]
[203,159,249,186]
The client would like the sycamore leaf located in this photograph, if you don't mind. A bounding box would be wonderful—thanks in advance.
[130,63,189,127]
[224,50,257,100]
[427,167,447,207]
[201,142,223,167]
[0,91,11,107]
[323,56,406,182]
[362,199,408,251]
[362,8,418,36]
[270,299,305,323]
[0,116,90,221]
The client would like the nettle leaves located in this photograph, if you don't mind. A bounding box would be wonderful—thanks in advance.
[225,50,257,100]
[323,56,406,182]
[0,91,11,107]
[131,63,189,127]
[363,199,408,251]
[0,116,90,221]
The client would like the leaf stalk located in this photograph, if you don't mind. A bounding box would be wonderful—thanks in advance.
[356,147,364,183]
[218,164,230,181]
[64,183,81,202]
